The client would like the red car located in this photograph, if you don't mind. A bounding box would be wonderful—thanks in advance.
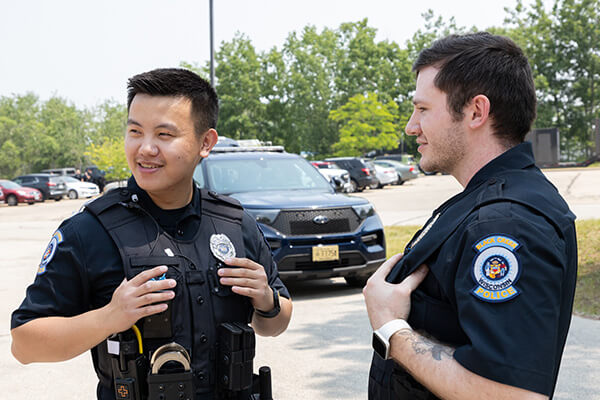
[0,179,42,206]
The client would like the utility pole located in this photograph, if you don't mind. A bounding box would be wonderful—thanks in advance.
[209,0,215,87]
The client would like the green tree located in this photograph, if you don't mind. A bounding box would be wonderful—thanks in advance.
[329,92,399,156]
[85,137,129,182]
[213,33,265,140]
[503,0,600,160]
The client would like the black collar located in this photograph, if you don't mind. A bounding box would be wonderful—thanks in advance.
[466,142,536,190]
[126,177,201,223]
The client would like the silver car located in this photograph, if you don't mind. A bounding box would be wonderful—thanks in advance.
[373,159,419,185]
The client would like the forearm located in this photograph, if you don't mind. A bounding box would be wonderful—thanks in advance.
[252,297,292,337]
[11,305,114,364]
[389,330,548,400]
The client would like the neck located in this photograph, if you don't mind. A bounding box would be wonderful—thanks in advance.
[146,184,194,210]
[453,137,508,188]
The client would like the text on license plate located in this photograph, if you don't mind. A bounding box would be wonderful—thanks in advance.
[312,245,339,262]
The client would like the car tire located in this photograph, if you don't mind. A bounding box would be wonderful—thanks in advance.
[369,182,379,190]
[7,195,18,206]
[54,196,62,201]
[349,179,358,193]
[28,202,35,205]
[68,189,78,199]
[345,275,369,288]
[398,180,405,185]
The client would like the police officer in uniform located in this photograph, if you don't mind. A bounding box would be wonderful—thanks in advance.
[364,33,577,399]
[11,68,292,400]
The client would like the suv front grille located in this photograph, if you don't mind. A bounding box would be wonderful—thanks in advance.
[271,207,360,235]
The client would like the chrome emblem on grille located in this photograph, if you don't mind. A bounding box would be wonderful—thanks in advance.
[313,215,329,225]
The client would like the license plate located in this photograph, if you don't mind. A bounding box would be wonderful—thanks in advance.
[312,245,339,262]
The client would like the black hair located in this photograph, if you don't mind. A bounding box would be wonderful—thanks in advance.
[413,32,536,145]
[127,68,218,136]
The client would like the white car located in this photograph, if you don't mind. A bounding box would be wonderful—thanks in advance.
[311,162,352,192]
[373,163,399,188]
[57,176,100,199]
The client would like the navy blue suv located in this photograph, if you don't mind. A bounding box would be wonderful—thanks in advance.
[193,146,386,286]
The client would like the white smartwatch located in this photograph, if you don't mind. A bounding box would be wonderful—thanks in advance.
[372,319,412,360]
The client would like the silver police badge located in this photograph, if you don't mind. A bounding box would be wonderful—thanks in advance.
[210,233,236,262]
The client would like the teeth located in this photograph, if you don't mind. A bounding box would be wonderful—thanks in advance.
[140,163,160,169]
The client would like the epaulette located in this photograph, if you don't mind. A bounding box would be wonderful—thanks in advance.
[200,189,244,223]
[85,187,132,216]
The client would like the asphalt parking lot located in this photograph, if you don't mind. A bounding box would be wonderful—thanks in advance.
[1,168,599,399]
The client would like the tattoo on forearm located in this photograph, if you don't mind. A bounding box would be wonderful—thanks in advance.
[396,330,455,361]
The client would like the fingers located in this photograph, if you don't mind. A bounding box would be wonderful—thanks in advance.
[129,265,169,285]
[371,253,403,279]
[223,257,261,270]
[402,264,429,292]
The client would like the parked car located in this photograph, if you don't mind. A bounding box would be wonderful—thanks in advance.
[324,157,376,192]
[12,173,67,201]
[0,180,42,205]
[55,176,100,199]
[0,187,4,203]
[372,163,399,188]
[311,161,352,192]
[194,146,386,286]
[373,159,419,184]
[41,167,77,176]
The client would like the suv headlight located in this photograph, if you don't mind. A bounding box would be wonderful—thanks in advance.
[246,208,280,225]
[352,203,375,219]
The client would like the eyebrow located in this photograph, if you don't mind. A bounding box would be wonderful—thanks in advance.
[127,119,179,132]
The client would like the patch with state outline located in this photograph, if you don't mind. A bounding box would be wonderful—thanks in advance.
[471,234,521,303]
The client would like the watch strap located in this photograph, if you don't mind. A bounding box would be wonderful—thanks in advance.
[377,319,412,341]
[254,288,280,318]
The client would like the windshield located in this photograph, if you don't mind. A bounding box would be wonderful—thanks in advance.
[203,157,332,194]
[0,180,21,189]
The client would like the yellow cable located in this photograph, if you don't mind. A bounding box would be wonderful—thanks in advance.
[131,324,143,354]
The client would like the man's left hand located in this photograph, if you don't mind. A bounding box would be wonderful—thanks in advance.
[363,253,429,330]
[218,257,273,312]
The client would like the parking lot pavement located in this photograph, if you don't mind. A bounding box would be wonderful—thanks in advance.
[1,169,599,399]
[358,167,600,226]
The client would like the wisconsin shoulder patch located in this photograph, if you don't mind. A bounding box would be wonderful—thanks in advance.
[471,234,521,303]
[38,229,64,275]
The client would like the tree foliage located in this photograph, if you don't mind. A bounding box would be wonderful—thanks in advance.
[2,2,599,175]
[84,137,129,182]
[329,93,399,156]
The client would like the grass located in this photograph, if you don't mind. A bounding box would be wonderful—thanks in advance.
[384,219,600,318]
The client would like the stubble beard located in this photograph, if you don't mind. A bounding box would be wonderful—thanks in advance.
[420,121,466,175]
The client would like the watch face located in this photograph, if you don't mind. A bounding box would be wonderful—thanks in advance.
[372,332,388,360]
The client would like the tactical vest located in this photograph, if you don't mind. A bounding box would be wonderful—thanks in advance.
[85,187,253,399]
[369,168,576,400]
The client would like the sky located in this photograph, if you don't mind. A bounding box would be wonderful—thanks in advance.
[0,0,529,109]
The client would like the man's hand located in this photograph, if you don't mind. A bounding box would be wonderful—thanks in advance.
[106,265,176,334]
[219,257,273,311]
[363,253,429,330]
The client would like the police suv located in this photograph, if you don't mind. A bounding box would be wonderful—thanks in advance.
[193,142,386,286]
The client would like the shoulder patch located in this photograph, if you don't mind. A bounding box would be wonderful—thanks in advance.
[38,229,64,275]
[470,234,521,303]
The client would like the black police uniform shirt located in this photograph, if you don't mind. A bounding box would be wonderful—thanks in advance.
[369,142,577,399]
[11,178,290,393]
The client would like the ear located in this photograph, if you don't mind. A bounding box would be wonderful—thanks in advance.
[199,129,218,158]
[466,95,490,130]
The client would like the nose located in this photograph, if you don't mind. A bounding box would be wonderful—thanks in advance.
[405,111,421,136]
[139,136,159,156]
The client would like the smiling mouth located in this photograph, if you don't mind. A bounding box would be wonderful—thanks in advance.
[138,162,162,169]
